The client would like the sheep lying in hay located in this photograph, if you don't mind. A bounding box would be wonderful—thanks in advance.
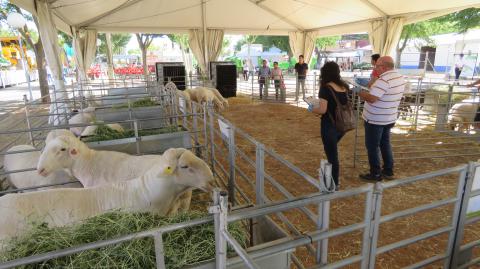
[68,106,96,136]
[79,123,124,137]
[0,148,215,244]
[447,102,479,133]
[37,136,195,214]
[0,211,246,269]
[3,145,81,191]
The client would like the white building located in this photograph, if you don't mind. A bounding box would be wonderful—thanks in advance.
[397,29,480,77]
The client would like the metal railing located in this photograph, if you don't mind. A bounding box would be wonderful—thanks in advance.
[208,163,480,269]
[1,80,480,268]
[0,82,209,194]
[348,78,480,166]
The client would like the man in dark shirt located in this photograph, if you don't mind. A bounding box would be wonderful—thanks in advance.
[294,55,308,101]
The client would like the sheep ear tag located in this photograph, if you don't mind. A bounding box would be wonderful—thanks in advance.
[163,166,174,175]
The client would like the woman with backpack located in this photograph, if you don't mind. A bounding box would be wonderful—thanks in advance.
[310,61,354,190]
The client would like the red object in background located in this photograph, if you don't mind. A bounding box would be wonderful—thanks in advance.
[87,64,101,79]
[113,65,155,76]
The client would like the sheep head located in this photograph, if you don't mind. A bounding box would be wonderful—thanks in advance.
[37,136,83,177]
[45,129,76,144]
[162,148,214,192]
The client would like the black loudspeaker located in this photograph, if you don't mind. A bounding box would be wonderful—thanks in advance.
[210,61,237,98]
[155,62,186,90]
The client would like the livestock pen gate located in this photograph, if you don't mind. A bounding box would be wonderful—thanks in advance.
[0,79,480,268]
[0,79,207,192]
[348,78,480,166]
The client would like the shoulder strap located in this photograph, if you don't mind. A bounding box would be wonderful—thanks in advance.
[325,85,338,123]
[326,84,349,104]
[325,84,349,123]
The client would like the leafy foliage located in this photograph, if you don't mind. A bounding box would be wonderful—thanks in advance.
[436,8,480,34]
[98,33,132,55]
[234,35,257,51]
[315,36,340,51]
[167,34,189,52]
[58,31,72,47]
[396,9,479,65]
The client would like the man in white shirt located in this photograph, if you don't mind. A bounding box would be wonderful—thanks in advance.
[356,56,406,181]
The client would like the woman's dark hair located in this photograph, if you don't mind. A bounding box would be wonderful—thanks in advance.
[320,61,349,90]
[371,54,380,63]
[273,61,278,65]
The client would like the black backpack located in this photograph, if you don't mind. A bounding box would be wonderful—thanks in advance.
[326,86,356,133]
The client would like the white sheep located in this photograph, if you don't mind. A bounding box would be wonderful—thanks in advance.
[0,148,214,243]
[45,129,76,144]
[203,87,229,109]
[447,102,479,132]
[175,89,192,113]
[80,123,124,137]
[68,106,96,136]
[37,135,194,213]
[3,145,81,191]
[184,87,228,112]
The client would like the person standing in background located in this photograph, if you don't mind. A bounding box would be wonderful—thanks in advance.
[294,55,308,101]
[271,61,283,100]
[455,53,465,82]
[368,54,381,88]
[242,60,249,81]
[258,59,271,99]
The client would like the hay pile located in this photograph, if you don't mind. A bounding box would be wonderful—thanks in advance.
[82,124,181,142]
[1,211,246,269]
[113,98,158,109]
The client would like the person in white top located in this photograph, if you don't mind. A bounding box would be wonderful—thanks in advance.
[355,56,406,181]
[271,61,284,100]
[454,53,464,82]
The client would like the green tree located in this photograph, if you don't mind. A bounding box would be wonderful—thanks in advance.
[437,8,480,34]
[58,31,72,47]
[0,27,15,37]
[235,35,257,52]
[255,36,291,55]
[0,2,50,103]
[135,34,162,78]
[128,48,141,55]
[220,38,231,58]
[396,19,458,67]
[315,36,340,51]
[314,36,340,68]
[236,35,291,57]
[396,8,480,67]
[98,33,131,55]
[167,34,193,73]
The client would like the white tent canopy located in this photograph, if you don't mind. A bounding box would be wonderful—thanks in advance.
[12,0,480,36]
[11,0,480,76]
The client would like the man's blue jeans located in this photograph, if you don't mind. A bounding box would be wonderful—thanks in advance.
[364,121,395,175]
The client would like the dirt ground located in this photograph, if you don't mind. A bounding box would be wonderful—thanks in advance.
[219,96,480,268]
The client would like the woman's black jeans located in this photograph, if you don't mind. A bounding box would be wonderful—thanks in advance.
[321,118,344,186]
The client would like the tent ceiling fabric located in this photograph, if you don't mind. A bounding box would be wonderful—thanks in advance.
[11,0,480,36]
